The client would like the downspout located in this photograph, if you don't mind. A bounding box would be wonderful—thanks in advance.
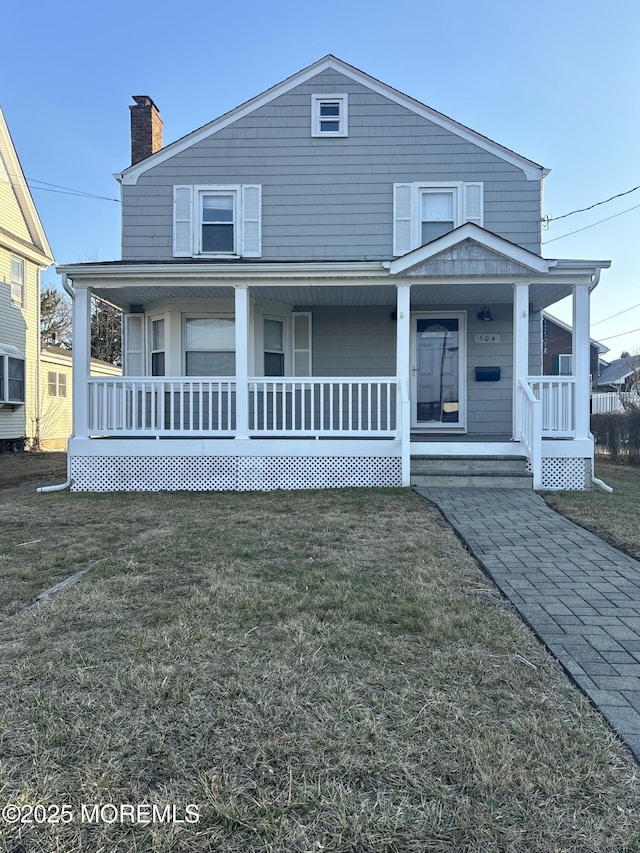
[589,266,613,492]
[37,275,75,493]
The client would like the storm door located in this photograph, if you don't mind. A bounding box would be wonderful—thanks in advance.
[411,313,466,429]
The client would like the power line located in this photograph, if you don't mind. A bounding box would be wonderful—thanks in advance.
[542,184,640,224]
[598,326,640,342]
[3,167,120,203]
[542,203,640,245]
[592,303,640,327]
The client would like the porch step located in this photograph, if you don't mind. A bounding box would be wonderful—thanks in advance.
[410,455,533,489]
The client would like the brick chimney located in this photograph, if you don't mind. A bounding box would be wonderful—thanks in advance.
[130,95,163,165]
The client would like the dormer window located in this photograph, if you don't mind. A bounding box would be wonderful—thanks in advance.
[311,95,348,137]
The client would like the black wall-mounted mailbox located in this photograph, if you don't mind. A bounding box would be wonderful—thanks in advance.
[475,366,501,382]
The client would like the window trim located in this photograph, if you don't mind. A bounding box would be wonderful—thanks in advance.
[148,315,167,377]
[558,354,573,376]
[47,371,68,398]
[173,184,262,259]
[263,316,286,377]
[183,314,236,377]
[0,346,26,405]
[393,181,484,256]
[10,256,25,307]
[311,94,348,137]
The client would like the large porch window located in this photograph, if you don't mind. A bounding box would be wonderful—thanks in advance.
[184,317,235,376]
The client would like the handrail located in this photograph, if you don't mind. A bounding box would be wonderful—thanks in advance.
[518,378,542,489]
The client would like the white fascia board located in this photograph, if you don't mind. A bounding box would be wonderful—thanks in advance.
[389,223,550,275]
[56,260,389,284]
[0,108,55,263]
[117,56,546,186]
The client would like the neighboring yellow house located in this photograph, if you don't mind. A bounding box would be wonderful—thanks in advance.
[39,345,121,450]
[0,106,55,449]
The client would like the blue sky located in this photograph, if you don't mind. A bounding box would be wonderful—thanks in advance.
[3,0,639,358]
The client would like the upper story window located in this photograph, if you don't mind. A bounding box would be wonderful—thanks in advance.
[311,94,348,137]
[11,257,24,307]
[173,185,261,258]
[393,181,483,256]
[0,345,25,404]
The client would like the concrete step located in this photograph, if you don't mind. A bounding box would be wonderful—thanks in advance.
[410,455,533,489]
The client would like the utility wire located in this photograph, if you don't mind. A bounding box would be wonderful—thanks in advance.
[598,326,640,342]
[592,303,640,327]
[3,167,120,203]
[542,184,640,224]
[542,203,640,244]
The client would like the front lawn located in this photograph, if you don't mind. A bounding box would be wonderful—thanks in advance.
[544,459,640,560]
[0,487,638,852]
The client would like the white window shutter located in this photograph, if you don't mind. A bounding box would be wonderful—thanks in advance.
[124,314,145,376]
[463,182,483,228]
[292,312,312,377]
[173,186,193,257]
[393,184,413,256]
[241,185,262,257]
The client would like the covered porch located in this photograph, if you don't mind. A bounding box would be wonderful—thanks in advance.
[62,233,608,492]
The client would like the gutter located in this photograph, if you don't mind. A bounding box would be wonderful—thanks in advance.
[38,274,75,493]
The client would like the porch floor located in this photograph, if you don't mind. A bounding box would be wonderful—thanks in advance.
[411,433,512,442]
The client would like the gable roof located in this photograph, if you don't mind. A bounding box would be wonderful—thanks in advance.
[0,107,54,266]
[598,355,640,387]
[542,312,609,354]
[117,55,547,186]
[388,223,551,276]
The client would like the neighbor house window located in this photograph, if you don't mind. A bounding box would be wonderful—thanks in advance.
[173,185,261,258]
[311,94,348,137]
[0,346,25,403]
[11,257,24,306]
[393,181,484,256]
[264,318,285,376]
[47,371,67,397]
[558,354,573,376]
[185,317,235,376]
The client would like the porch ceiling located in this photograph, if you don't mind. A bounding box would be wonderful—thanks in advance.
[90,281,575,313]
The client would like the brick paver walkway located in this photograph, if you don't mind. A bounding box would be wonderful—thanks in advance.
[416,487,640,760]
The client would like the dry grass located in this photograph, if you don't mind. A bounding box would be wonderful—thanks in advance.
[0,450,67,491]
[0,486,638,851]
[544,459,640,560]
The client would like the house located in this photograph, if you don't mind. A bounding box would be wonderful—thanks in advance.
[0,106,55,450]
[39,344,122,450]
[57,56,611,492]
[596,354,640,392]
[542,312,608,389]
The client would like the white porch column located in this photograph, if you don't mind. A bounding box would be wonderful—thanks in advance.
[573,283,591,440]
[396,284,411,486]
[234,285,250,439]
[72,285,91,439]
[512,283,530,438]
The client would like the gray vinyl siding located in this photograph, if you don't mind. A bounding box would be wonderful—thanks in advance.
[304,303,541,437]
[307,307,396,376]
[121,70,543,262]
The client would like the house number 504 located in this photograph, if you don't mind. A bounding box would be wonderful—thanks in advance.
[474,333,501,343]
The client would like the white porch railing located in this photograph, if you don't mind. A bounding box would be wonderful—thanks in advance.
[528,376,575,437]
[517,378,542,489]
[591,391,640,414]
[249,378,397,435]
[87,377,398,437]
[87,378,236,435]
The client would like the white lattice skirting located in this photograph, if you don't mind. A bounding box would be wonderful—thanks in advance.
[69,455,403,492]
[526,457,591,490]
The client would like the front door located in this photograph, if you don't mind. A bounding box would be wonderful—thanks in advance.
[411,313,466,429]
